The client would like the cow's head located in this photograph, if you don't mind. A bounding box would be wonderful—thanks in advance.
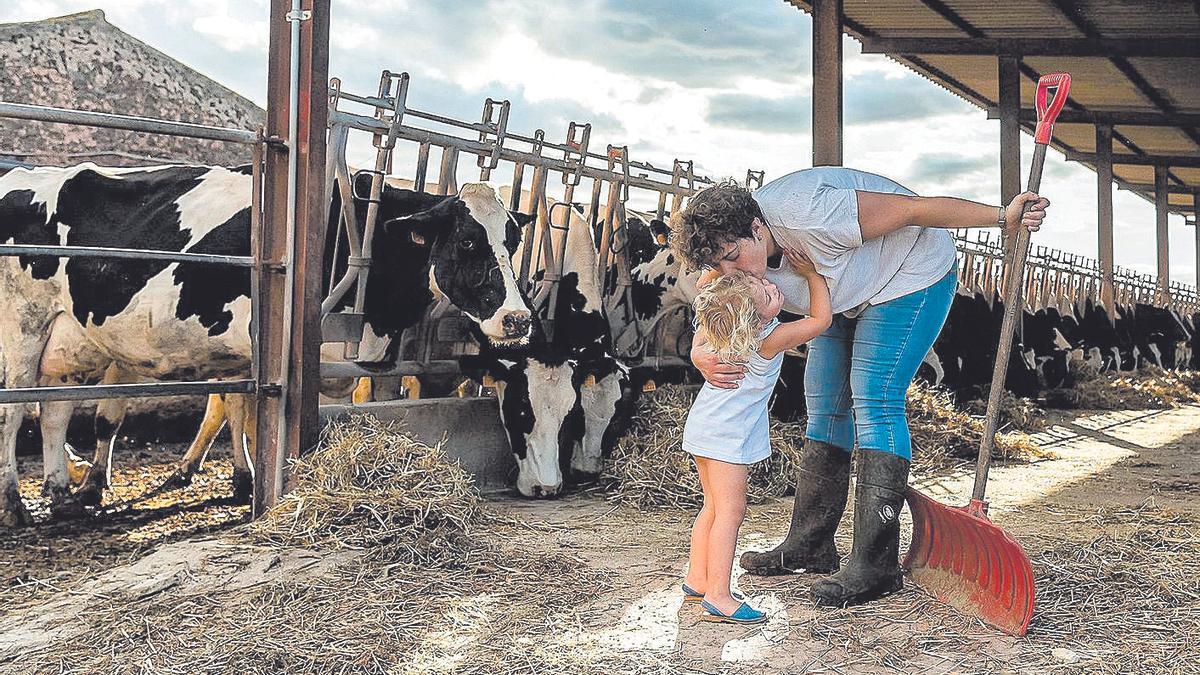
[383,183,533,344]
[461,354,576,498]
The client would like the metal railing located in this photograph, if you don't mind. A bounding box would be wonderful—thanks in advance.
[954,229,1200,316]
[0,102,267,404]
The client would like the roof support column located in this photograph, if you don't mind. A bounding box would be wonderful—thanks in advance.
[1155,164,1170,304]
[1095,123,1116,321]
[811,0,842,167]
[997,54,1022,306]
[998,55,1022,215]
[1194,191,1200,295]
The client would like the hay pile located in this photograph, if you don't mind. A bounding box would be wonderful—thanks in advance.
[601,386,806,508]
[965,388,1048,432]
[1045,364,1200,411]
[603,383,1043,508]
[251,414,482,565]
[22,415,635,675]
[907,381,1045,472]
[1027,502,1200,672]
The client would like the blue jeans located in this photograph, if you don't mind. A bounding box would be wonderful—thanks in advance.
[804,266,956,459]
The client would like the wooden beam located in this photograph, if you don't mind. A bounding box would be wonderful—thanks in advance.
[859,37,1196,58]
[1118,181,1199,195]
[1156,165,1170,303]
[1066,151,1200,168]
[812,0,842,167]
[1097,124,1115,320]
[986,108,1200,128]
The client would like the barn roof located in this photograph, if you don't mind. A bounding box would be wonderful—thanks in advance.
[785,0,1200,217]
[0,9,264,168]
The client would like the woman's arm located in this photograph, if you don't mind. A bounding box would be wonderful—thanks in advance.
[690,268,748,388]
[691,326,746,389]
[760,271,832,359]
[856,190,1049,241]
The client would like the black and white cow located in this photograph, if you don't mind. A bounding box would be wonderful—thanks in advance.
[0,163,531,526]
[463,203,631,498]
[602,210,699,359]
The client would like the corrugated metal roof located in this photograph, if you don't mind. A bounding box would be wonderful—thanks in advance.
[785,0,1200,216]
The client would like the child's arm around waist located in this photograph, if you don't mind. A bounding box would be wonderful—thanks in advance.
[759,251,832,359]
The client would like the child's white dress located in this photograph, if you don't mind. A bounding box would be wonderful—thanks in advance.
[682,318,783,465]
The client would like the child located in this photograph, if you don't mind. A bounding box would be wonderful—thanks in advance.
[681,246,832,624]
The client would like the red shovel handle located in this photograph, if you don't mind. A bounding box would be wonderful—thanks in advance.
[1034,73,1071,145]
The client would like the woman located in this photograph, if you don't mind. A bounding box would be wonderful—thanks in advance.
[669,167,1047,607]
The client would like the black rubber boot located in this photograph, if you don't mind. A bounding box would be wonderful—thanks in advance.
[739,439,851,576]
[810,449,908,607]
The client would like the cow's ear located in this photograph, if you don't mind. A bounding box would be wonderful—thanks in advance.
[505,211,533,254]
[382,212,436,246]
[384,197,456,247]
[510,211,535,228]
[650,218,670,246]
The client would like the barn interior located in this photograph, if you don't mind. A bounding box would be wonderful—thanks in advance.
[1,2,1199,674]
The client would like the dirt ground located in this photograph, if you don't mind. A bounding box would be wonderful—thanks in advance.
[0,443,249,613]
[2,406,1198,674]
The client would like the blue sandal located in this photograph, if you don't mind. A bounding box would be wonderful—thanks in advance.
[682,583,744,604]
[700,599,767,625]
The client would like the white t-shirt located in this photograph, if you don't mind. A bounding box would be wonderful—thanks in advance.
[754,167,957,315]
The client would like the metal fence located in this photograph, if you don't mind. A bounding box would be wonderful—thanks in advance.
[954,228,1200,316]
[0,101,268,405]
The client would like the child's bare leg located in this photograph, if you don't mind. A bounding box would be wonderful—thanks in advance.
[703,458,749,615]
[685,457,715,591]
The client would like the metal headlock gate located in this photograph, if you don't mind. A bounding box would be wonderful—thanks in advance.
[317,70,765,383]
[954,229,1200,317]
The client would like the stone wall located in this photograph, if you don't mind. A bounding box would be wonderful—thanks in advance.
[0,9,264,168]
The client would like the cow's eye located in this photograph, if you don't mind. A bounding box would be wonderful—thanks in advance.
[458,238,477,252]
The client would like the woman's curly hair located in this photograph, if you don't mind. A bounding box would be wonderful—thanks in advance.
[692,271,762,363]
[669,180,764,272]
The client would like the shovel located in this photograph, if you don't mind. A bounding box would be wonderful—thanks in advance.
[902,72,1072,636]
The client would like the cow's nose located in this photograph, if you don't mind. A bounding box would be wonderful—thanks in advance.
[531,484,559,499]
[503,312,532,337]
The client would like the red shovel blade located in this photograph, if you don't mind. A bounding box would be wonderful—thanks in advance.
[902,488,1035,636]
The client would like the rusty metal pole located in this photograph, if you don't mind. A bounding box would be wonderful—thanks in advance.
[1096,123,1116,322]
[812,0,843,167]
[1155,164,1171,304]
[289,0,330,465]
[254,0,330,517]
[255,0,290,516]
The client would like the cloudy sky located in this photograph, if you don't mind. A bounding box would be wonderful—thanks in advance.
[3,0,1195,285]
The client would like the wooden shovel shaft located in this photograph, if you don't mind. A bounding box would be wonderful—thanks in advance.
[973,142,1048,502]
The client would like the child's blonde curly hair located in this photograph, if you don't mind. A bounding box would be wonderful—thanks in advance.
[693,271,762,363]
